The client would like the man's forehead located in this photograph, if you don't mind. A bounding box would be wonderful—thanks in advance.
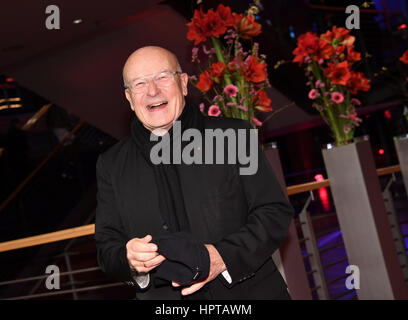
[125,51,176,76]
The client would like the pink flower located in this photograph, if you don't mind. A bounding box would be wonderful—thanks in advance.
[208,105,221,117]
[331,92,344,104]
[308,89,318,99]
[315,80,325,88]
[252,117,262,126]
[202,45,212,55]
[348,114,362,123]
[191,47,199,63]
[199,103,205,112]
[304,56,312,64]
[351,98,361,105]
[224,84,239,97]
[237,105,248,111]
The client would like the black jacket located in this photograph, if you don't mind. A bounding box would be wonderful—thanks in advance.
[95,115,294,299]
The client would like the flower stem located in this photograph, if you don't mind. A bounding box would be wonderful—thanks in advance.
[211,37,240,118]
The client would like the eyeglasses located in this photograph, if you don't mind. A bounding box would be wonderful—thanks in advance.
[125,70,182,93]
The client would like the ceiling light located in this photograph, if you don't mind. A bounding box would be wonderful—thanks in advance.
[73,19,82,24]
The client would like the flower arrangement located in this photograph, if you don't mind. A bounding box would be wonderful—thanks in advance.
[186,3,273,127]
[292,26,371,146]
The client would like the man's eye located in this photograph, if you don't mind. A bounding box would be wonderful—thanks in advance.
[157,75,170,81]
[134,82,146,88]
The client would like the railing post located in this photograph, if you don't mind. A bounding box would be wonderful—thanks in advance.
[64,252,78,300]
[298,194,330,300]
[383,176,408,282]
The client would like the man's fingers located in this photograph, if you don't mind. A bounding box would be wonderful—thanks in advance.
[181,282,205,296]
[129,239,158,253]
[172,281,181,287]
[144,254,165,268]
[141,234,153,243]
[132,251,159,262]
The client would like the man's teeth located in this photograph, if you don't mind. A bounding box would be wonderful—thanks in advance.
[149,102,167,108]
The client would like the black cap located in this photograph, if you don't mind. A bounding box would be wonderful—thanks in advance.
[152,231,210,286]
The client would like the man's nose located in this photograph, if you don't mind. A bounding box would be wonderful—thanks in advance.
[146,79,160,96]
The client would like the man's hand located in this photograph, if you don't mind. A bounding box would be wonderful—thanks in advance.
[172,244,227,296]
[126,234,165,273]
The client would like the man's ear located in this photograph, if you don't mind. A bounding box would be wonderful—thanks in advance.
[125,90,134,111]
[180,73,188,96]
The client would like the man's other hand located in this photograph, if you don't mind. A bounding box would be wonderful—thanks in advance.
[172,244,227,295]
[126,234,165,273]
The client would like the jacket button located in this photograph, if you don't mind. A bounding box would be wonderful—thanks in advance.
[162,223,169,231]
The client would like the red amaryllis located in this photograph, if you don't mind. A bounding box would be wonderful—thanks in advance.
[400,50,408,64]
[347,71,371,94]
[234,14,262,39]
[243,56,268,83]
[321,26,355,47]
[292,32,319,65]
[187,7,210,45]
[347,47,361,63]
[314,38,335,61]
[216,4,235,28]
[208,61,226,78]
[254,90,272,111]
[292,32,333,64]
[324,61,351,86]
[196,71,214,92]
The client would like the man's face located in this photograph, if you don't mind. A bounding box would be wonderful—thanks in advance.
[124,49,188,132]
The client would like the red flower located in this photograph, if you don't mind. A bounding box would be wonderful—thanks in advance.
[400,50,408,64]
[216,4,234,28]
[314,38,335,61]
[347,72,371,94]
[187,7,209,45]
[187,5,236,45]
[324,61,351,86]
[208,61,226,78]
[227,60,237,71]
[254,90,272,112]
[243,56,268,83]
[234,14,262,39]
[347,47,361,63]
[196,71,213,92]
[205,8,228,38]
[321,26,355,47]
[292,32,319,65]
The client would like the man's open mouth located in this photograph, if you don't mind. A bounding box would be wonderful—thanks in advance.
[146,101,168,111]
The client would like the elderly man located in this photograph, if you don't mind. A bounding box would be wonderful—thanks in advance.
[95,46,294,300]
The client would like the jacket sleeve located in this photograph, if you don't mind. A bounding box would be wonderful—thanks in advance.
[94,154,135,285]
[213,121,294,288]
